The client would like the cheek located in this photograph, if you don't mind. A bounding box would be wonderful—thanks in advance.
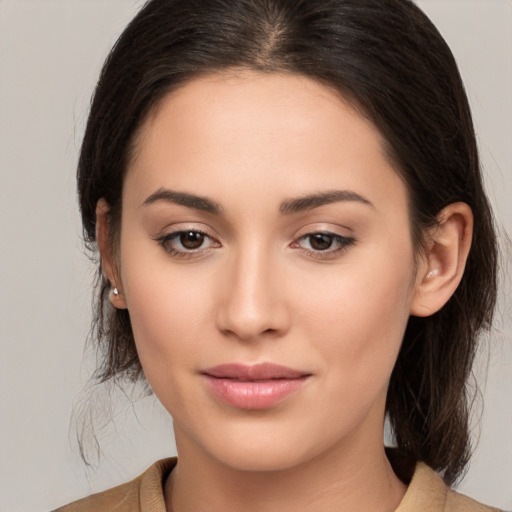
[123,273,219,422]
[295,244,414,391]
[118,236,216,397]
[126,275,209,354]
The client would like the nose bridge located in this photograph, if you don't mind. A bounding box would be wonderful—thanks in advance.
[216,238,287,341]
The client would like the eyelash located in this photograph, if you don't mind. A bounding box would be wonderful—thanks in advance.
[156,230,356,260]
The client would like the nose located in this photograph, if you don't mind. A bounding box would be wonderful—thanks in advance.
[215,247,290,342]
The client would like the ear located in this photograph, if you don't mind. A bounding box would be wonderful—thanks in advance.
[96,199,127,309]
[410,202,473,317]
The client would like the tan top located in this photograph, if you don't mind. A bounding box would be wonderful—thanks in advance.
[54,457,501,512]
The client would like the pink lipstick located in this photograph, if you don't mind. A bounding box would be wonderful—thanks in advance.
[202,363,310,409]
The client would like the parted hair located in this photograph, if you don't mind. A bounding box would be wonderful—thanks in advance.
[77,0,498,484]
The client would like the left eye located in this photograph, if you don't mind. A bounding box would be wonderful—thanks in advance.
[296,232,355,253]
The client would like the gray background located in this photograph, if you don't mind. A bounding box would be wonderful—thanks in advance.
[0,1,511,511]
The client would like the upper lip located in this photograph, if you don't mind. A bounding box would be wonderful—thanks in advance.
[202,362,309,380]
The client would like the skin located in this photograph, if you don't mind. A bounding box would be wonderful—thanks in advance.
[97,70,473,512]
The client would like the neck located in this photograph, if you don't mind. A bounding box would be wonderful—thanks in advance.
[165,433,406,512]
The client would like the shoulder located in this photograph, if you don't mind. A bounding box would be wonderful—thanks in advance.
[52,479,138,512]
[445,488,502,512]
[396,462,502,512]
[52,458,177,512]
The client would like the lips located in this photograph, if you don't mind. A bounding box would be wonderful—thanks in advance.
[202,363,311,410]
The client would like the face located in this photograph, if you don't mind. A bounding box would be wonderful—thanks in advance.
[115,71,418,472]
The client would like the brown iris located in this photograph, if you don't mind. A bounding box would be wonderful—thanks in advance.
[309,233,334,251]
[180,231,205,249]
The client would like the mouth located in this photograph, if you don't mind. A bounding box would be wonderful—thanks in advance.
[201,362,311,410]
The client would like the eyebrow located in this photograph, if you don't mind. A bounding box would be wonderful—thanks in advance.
[142,187,373,216]
[142,188,223,215]
[279,190,374,215]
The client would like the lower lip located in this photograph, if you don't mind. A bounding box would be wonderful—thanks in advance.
[203,375,308,410]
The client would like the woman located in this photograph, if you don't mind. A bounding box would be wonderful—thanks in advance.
[55,0,501,510]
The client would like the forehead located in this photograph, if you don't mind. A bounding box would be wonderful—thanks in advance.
[126,70,407,216]
[134,70,381,161]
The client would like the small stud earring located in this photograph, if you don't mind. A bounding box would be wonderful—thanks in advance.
[426,269,439,280]
[112,287,119,298]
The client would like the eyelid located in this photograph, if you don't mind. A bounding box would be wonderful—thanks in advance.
[155,221,218,241]
[291,223,353,243]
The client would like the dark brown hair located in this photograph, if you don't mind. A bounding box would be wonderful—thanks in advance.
[78,0,498,484]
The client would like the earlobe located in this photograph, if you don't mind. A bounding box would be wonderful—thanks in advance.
[96,199,127,309]
[410,202,473,317]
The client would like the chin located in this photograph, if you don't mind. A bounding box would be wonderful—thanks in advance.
[187,417,341,474]
[209,443,311,473]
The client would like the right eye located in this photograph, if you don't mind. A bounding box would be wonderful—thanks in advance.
[156,230,220,258]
